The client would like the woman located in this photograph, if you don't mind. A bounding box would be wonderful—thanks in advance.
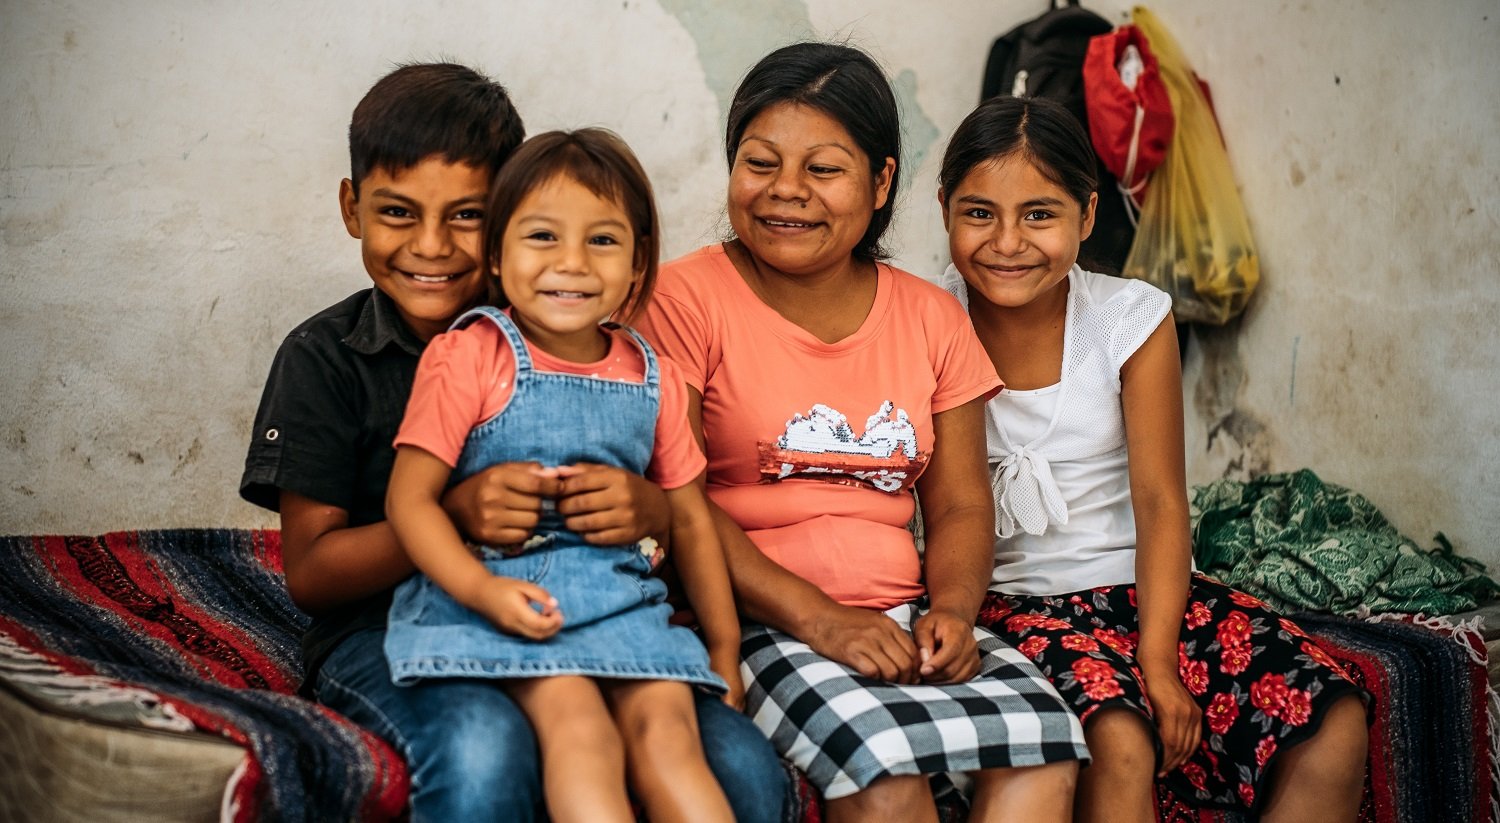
[637,42,1089,823]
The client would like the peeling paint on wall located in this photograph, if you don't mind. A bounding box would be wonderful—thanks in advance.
[1190,321,1274,481]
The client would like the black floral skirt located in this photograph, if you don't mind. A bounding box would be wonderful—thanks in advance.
[978,574,1366,812]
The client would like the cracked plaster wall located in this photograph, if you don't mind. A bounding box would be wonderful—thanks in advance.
[2,1,1497,569]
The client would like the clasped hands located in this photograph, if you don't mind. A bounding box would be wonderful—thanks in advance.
[806,602,982,685]
[446,460,666,549]
[446,461,666,641]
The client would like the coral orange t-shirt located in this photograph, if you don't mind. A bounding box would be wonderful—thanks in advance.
[636,245,1001,609]
[395,314,705,490]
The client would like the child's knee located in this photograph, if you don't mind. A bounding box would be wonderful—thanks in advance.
[1300,695,1368,784]
[622,700,700,751]
[1082,708,1156,779]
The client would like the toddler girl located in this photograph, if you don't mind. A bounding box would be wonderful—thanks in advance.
[936,96,1368,822]
[384,128,739,823]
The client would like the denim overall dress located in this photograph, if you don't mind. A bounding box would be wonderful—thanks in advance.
[384,306,725,692]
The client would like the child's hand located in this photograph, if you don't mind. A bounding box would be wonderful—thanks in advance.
[913,608,981,684]
[443,461,563,546]
[554,463,670,546]
[709,647,745,710]
[1142,666,1203,775]
[467,575,563,640]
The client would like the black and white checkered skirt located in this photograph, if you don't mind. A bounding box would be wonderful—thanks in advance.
[741,602,1090,799]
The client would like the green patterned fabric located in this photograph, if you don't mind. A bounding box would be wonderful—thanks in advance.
[1189,469,1499,615]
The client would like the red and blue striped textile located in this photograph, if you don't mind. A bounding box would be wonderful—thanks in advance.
[0,529,408,821]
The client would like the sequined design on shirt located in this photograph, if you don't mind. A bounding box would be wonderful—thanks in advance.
[757,400,930,493]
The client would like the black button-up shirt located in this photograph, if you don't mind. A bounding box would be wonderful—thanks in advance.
[241,287,426,678]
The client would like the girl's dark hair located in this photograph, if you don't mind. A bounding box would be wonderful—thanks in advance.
[725,42,901,261]
[348,62,524,195]
[481,129,660,324]
[939,96,1098,211]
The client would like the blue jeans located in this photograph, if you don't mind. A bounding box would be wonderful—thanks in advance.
[317,628,788,822]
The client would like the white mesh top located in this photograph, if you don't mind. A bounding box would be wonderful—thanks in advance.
[939,264,1172,595]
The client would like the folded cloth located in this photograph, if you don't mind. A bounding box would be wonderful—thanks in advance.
[1190,469,1500,615]
[0,530,408,821]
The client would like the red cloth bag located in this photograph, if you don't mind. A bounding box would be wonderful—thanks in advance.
[1083,25,1173,208]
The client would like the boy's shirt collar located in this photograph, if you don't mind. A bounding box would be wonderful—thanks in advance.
[343,288,427,357]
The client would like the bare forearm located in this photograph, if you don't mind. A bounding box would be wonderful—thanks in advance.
[283,518,414,614]
[670,520,740,653]
[388,494,493,608]
[918,500,994,621]
[1134,500,1193,674]
[708,501,838,635]
[914,399,995,622]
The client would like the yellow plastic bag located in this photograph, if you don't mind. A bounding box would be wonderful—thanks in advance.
[1122,7,1258,325]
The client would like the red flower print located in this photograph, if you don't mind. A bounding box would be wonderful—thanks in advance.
[1254,736,1278,768]
[1205,693,1239,734]
[1185,601,1213,629]
[1181,762,1208,791]
[1093,628,1136,655]
[1200,743,1221,777]
[1005,613,1048,633]
[1282,688,1312,726]
[1238,782,1255,807]
[1220,642,1253,676]
[1018,635,1051,660]
[1071,657,1117,683]
[1179,657,1210,696]
[1250,673,1291,717]
[1279,617,1310,639]
[1296,638,1356,677]
[1082,677,1125,700]
[1229,590,1267,609]
[1060,634,1100,653]
[1216,611,1253,648]
[1006,613,1075,633]
[978,599,1013,625]
[1128,587,1138,607]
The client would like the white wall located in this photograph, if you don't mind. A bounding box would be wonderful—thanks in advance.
[2,1,1497,569]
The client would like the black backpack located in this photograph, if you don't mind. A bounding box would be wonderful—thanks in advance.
[982,1,1134,275]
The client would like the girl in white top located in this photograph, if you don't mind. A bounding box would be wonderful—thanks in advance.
[936,95,1368,823]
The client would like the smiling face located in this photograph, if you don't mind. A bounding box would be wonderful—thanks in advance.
[339,157,491,341]
[727,103,894,280]
[496,173,641,362]
[942,153,1097,311]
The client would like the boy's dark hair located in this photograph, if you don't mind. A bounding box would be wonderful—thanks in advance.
[725,42,901,262]
[481,129,660,324]
[940,95,1098,212]
[348,62,525,194]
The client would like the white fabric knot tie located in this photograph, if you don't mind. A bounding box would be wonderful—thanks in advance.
[991,446,1069,538]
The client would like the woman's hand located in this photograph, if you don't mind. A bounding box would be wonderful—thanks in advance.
[912,608,981,684]
[1141,663,1202,775]
[555,463,671,546]
[710,646,746,710]
[806,603,921,683]
[442,461,557,546]
[466,574,563,641]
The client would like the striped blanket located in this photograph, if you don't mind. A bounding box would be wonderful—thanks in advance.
[3,529,1492,822]
[1155,613,1498,823]
[0,530,408,821]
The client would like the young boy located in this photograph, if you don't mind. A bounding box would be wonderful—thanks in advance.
[241,62,786,822]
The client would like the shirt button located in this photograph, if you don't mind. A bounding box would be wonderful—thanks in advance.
[265,428,280,441]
